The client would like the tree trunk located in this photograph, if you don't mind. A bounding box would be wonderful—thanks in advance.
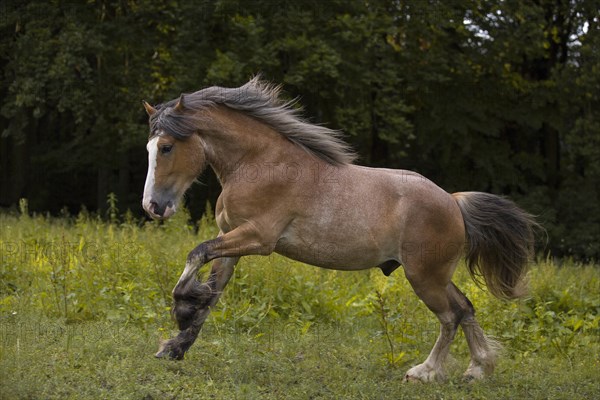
[97,167,109,212]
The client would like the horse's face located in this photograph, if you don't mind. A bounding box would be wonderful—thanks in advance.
[142,133,205,220]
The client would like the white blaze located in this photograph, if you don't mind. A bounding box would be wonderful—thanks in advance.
[142,136,159,211]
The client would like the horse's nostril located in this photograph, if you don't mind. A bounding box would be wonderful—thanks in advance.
[151,201,166,217]
[146,200,163,217]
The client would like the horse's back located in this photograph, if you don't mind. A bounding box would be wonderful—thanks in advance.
[274,164,465,271]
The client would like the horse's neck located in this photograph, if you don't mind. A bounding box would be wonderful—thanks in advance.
[202,107,300,185]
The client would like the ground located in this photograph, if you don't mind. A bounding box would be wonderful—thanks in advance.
[1,211,598,399]
[1,313,599,399]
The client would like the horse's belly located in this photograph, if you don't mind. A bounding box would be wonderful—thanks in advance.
[274,229,388,271]
[268,164,461,271]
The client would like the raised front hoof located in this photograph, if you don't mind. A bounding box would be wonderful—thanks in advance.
[404,363,446,383]
[155,340,185,360]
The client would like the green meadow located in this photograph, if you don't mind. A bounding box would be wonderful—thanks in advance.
[1,205,599,399]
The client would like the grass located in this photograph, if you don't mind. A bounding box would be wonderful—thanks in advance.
[1,204,599,399]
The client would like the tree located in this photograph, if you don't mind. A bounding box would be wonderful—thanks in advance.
[1,0,598,259]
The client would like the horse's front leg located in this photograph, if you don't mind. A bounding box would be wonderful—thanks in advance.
[155,256,238,359]
[155,225,273,360]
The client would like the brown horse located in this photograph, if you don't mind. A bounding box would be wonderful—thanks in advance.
[142,77,537,382]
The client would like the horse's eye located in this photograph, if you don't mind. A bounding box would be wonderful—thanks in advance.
[161,145,173,155]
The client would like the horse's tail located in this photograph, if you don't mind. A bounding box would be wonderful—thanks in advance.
[452,192,538,300]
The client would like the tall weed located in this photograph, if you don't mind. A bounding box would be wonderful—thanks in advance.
[1,201,598,362]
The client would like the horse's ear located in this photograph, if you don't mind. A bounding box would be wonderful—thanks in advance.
[143,101,157,116]
[174,94,186,112]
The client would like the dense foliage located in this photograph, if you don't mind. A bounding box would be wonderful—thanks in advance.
[1,1,598,259]
[1,209,598,398]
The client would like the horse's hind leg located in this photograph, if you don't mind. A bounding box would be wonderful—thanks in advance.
[403,267,499,383]
[402,280,460,381]
[403,261,477,382]
[459,292,499,381]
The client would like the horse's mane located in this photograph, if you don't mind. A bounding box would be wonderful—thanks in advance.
[149,77,357,165]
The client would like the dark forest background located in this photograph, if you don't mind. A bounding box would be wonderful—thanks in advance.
[0,0,598,260]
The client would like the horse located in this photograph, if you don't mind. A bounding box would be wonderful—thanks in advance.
[142,77,537,382]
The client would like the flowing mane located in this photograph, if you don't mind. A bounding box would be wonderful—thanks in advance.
[149,77,357,165]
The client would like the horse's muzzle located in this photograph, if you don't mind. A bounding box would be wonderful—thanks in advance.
[143,199,175,220]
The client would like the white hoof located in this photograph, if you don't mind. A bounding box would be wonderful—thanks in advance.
[463,360,494,382]
[404,363,446,383]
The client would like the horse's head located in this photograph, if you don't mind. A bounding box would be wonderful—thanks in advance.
[142,96,206,220]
